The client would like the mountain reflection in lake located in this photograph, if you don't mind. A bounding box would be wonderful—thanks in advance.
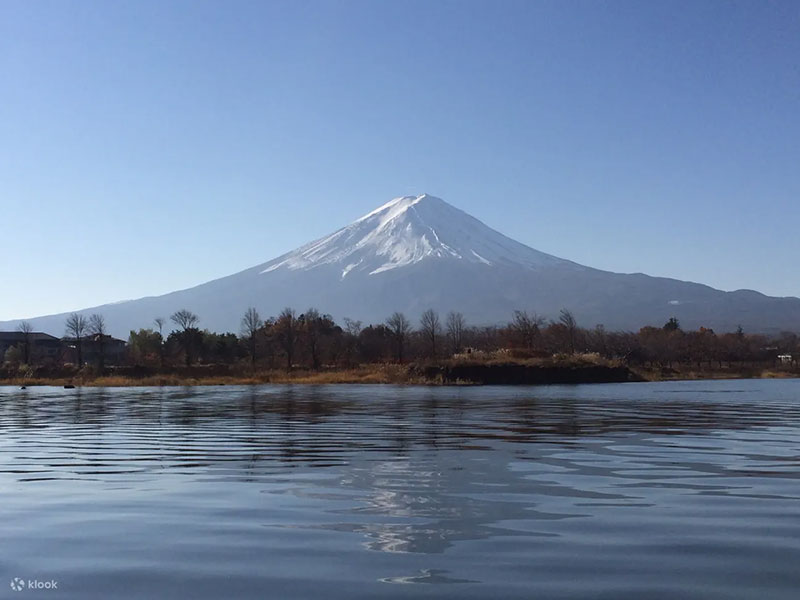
[1,381,799,599]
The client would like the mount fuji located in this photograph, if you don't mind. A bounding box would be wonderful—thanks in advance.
[3,194,799,337]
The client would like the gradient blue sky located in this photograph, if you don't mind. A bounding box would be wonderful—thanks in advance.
[2,0,798,320]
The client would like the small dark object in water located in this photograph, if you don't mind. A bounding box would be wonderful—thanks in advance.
[64,384,76,389]
[20,386,26,390]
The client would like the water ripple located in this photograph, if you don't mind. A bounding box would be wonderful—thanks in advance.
[0,380,799,599]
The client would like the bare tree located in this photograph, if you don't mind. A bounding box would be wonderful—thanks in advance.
[241,307,263,366]
[65,313,88,367]
[89,313,106,334]
[511,310,544,351]
[171,309,199,331]
[342,318,362,367]
[154,317,166,368]
[17,321,33,364]
[89,313,107,370]
[274,308,298,371]
[261,317,277,369]
[419,309,441,358]
[558,309,578,355]
[171,309,200,366]
[590,324,608,357]
[445,311,466,355]
[343,318,362,337]
[386,312,412,363]
[477,325,500,351]
[301,308,323,370]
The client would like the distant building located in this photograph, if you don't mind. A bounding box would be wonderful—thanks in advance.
[0,331,63,363]
[777,354,793,365]
[62,334,127,366]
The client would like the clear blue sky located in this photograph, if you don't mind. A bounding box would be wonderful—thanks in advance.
[2,0,798,320]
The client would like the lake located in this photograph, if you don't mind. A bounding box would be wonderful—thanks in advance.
[1,380,799,599]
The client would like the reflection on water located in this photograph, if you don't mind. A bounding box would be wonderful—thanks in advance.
[0,381,799,599]
[380,569,479,585]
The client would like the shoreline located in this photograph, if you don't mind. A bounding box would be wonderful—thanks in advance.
[2,362,797,388]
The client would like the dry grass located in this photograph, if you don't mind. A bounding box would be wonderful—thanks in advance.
[632,366,800,382]
[2,364,425,388]
[445,351,619,369]
[756,370,797,379]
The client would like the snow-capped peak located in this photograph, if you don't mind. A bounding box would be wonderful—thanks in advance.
[260,194,571,278]
[354,194,425,223]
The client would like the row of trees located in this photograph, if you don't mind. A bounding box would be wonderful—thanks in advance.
[4,307,797,372]
[122,307,799,371]
[125,308,475,370]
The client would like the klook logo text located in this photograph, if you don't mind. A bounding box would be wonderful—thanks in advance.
[9,578,59,592]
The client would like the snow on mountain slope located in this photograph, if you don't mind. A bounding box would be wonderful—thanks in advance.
[259,194,578,278]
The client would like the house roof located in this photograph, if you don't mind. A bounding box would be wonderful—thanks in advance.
[0,331,61,343]
[63,334,126,344]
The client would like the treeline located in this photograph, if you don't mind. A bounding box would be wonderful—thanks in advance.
[120,307,799,371]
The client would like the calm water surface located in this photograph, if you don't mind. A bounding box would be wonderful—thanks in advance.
[1,380,799,599]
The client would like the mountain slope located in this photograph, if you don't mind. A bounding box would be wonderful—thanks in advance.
[2,194,799,337]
